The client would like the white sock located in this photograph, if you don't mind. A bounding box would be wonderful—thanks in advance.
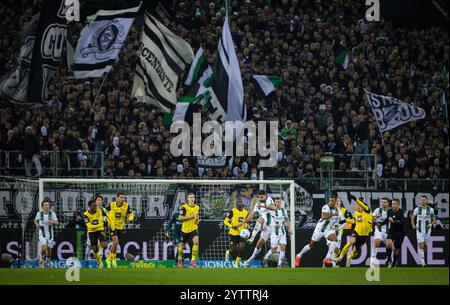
[249,222,261,241]
[298,244,311,257]
[278,251,285,266]
[326,241,338,260]
[371,246,378,262]
[247,247,261,262]
[419,248,425,264]
[263,250,272,260]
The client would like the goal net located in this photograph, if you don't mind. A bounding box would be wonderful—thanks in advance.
[28,178,304,267]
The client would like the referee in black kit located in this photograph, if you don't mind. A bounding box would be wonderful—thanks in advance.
[384,199,406,267]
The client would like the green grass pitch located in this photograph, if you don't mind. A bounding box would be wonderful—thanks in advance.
[0,267,448,285]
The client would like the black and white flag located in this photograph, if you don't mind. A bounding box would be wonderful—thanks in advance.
[26,0,67,105]
[0,13,39,105]
[73,2,142,78]
[132,11,194,113]
[366,90,426,132]
[210,6,246,124]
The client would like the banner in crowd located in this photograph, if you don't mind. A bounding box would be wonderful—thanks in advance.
[132,11,194,113]
[365,90,426,132]
[0,14,39,105]
[26,0,67,105]
[73,2,142,78]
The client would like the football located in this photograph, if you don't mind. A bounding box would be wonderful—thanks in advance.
[239,229,251,240]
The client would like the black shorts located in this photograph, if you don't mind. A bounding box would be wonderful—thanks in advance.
[111,229,124,239]
[89,231,106,245]
[351,232,368,252]
[230,235,244,246]
[388,232,405,248]
[181,230,198,243]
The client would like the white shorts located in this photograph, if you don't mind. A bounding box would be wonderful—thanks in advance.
[311,227,335,242]
[416,231,431,244]
[270,233,287,248]
[374,230,388,243]
[260,225,271,241]
[39,237,55,248]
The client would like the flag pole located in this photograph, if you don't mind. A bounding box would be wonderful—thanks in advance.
[91,71,109,113]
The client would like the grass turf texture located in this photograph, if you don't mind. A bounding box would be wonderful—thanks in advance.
[0,267,448,285]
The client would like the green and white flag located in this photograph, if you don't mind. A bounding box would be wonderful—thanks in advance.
[173,68,213,124]
[184,47,211,86]
[335,49,350,69]
[252,75,282,96]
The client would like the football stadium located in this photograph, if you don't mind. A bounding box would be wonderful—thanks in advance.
[0,0,449,288]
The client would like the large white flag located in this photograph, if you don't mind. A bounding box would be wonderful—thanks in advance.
[132,11,194,113]
[365,90,426,132]
[73,3,141,79]
[210,7,246,124]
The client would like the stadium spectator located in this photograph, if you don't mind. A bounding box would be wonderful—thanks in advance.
[0,0,448,181]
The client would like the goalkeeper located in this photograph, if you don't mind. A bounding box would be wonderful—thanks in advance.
[166,209,183,259]
[224,199,249,268]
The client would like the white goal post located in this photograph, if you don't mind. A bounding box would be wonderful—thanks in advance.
[38,178,297,267]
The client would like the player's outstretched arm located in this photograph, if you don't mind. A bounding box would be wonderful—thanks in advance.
[351,195,370,212]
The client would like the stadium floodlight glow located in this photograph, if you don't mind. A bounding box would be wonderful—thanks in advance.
[38,178,297,268]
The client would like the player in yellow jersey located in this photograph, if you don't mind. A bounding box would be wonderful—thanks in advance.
[177,192,200,268]
[333,195,372,267]
[106,192,134,268]
[83,198,114,268]
[224,199,249,268]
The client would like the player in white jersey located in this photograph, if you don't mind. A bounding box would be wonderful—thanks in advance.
[370,197,390,266]
[262,197,292,267]
[295,194,341,267]
[242,190,275,267]
[325,197,352,267]
[411,195,436,266]
[34,199,58,268]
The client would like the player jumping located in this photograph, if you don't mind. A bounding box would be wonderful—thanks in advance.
[224,199,249,268]
[334,195,373,267]
[177,192,200,268]
[34,199,59,268]
[242,190,275,267]
[411,195,436,267]
[295,194,341,267]
[106,192,134,268]
[262,197,292,268]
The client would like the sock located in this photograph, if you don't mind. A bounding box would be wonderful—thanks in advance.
[247,247,261,262]
[263,250,272,260]
[371,246,378,262]
[393,253,398,266]
[235,257,241,266]
[298,244,311,258]
[177,245,183,261]
[348,250,356,263]
[386,247,392,262]
[339,242,352,259]
[95,252,102,264]
[278,251,285,266]
[326,241,338,260]
[112,252,117,262]
[419,248,425,264]
[249,222,261,241]
[192,245,199,261]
